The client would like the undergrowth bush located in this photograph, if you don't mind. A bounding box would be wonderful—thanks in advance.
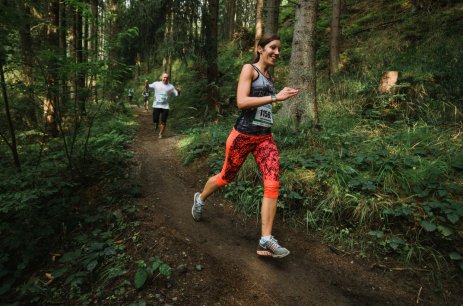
[0,105,143,303]
[178,120,233,166]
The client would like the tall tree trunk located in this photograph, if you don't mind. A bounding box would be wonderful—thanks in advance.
[74,5,86,115]
[204,0,219,83]
[264,0,280,35]
[254,0,264,52]
[329,0,341,76]
[189,14,196,54]
[282,0,319,126]
[59,0,68,108]
[204,0,219,116]
[236,0,244,29]
[107,0,119,102]
[163,1,173,75]
[0,59,21,171]
[19,2,38,127]
[84,11,89,75]
[226,0,237,41]
[44,0,60,136]
[90,0,98,103]
[244,0,255,28]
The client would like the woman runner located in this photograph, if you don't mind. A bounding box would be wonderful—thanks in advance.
[191,34,299,258]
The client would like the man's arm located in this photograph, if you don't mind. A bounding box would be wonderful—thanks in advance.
[171,85,179,96]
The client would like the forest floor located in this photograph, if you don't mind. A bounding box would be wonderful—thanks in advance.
[124,107,461,306]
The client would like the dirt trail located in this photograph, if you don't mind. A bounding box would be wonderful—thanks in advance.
[129,108,444,305]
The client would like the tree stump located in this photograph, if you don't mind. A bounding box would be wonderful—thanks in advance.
[378,71,399,94]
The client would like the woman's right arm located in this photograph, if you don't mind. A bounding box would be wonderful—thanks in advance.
[236,64,270,110]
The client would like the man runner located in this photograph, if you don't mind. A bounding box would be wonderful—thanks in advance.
[148,73,179,139]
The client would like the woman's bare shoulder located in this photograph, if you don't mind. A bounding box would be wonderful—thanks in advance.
[240,63,257,79]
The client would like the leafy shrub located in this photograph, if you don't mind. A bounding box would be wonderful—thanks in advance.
[0,107,138,302]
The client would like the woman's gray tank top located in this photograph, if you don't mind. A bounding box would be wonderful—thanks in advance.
[234,65,276,136]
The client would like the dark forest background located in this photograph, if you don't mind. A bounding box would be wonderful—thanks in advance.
[1,0,462,303]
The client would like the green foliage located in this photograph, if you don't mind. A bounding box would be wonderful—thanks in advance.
[178,122,231,166]
[217,40,253,97]
[46,220,129,302]
[335,2,463,123]
[0,156,78,299]
[168,74,210,130]
[2,0,461,299]
[168,39,249,132]
[224,181,263,219]
[133,257,171,289]
[0,105,139,303]
[82,111,136,176]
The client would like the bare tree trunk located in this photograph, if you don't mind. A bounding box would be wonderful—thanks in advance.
[0,60,21,171]
[163,1,173,75]
[19,2,38,127]
[254,0,264,51]
[244,0,257,28]
[84,11,89,80]
[75,5,86,115]
[226,0,237,40]
[189,15,197,55]
[341,0,347,14]
[90,0,98,103]
[236,0,244,29]
[107,0,119,102]
[203,0,219,116]
[329,0,341,76]
[264,0,280,35]
[59,0,68,108]
[44,0,60,136]
[204,0,218,82]
[164,3,173,76]
[281,0,319,126]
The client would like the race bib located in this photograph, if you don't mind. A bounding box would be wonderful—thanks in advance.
[252,104,273,127]
[155,93,168,105]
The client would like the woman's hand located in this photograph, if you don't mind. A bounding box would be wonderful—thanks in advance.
[276,87,299,101]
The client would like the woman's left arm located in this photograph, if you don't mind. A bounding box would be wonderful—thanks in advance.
[236,64,299,110]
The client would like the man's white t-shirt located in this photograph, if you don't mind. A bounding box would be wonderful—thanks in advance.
[149,81,178,109]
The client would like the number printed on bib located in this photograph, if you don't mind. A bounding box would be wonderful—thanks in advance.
[156,93,168,105]
[252,104,273,127]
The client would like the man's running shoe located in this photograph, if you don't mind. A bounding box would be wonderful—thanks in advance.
[257,236,290,258]
[192,192,203,221]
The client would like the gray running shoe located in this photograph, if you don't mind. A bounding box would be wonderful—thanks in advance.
[257,236,290,258]
[192,192,203,221]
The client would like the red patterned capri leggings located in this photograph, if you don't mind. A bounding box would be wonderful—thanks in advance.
[214,128,280,198]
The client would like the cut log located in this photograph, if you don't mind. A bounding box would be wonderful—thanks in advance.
[378,71,399,93]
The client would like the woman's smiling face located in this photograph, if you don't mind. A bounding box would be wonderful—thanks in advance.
[259,39,280,66]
